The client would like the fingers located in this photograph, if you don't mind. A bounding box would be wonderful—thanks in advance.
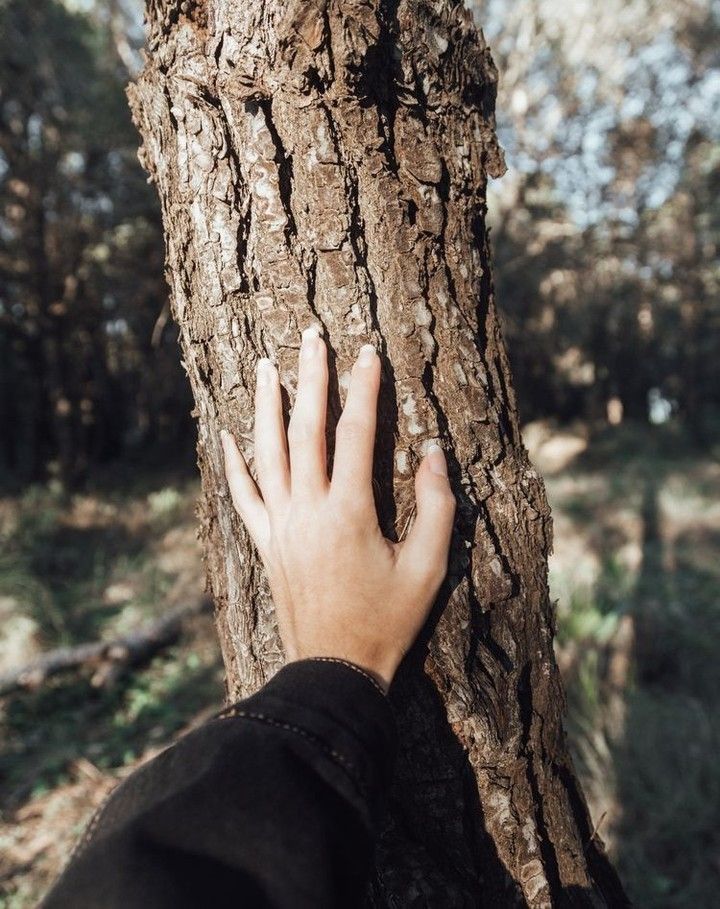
[396,444,456,587]
[254,357,291,515]
[330,343,380,513]
[287,326,329,502]
[221,429,270,550]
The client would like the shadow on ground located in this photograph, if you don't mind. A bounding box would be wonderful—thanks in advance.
[541,423,720,908]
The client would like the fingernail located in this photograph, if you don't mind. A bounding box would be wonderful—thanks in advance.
[358,343,376,366]
[257,358,273,385]
[301,326,320,359]
[428,442,448,476]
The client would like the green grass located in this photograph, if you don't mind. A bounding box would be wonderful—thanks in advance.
[0,479,191,647]
[1,650,222,804]
[0,477,223,810]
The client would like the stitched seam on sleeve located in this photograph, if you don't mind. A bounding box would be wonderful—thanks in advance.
[305,657,388,696]
[216,707,369,801]
[44,772,126,898]
[50,706,370,897]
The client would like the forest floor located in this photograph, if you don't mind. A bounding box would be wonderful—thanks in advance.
[1,422,718,908]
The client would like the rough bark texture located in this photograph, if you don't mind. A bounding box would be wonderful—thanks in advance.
[128,1,628,905]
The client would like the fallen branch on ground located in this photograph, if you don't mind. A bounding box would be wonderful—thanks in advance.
[0,597,214,696]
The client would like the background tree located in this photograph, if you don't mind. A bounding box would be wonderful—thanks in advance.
[473,0,720,432]
[0,0,191,489]
[128,0,627,903]
[2,0,717,487]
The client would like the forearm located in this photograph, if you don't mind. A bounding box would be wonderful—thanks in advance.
[41,659,396,909]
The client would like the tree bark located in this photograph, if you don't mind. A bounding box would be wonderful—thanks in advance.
[128,1,628,904]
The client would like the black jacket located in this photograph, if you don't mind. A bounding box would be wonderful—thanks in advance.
[41,658,397,908]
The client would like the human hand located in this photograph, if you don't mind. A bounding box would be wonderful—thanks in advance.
[220,326,456,692]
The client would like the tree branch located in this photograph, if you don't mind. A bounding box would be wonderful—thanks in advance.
[0,597,214,696]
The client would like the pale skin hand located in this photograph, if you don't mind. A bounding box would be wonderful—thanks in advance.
[220,325,456,693]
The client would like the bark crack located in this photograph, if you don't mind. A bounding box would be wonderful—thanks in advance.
[256,98,298,245]
[517,661,569,906]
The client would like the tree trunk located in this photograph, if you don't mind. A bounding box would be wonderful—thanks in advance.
[128,1,628,904]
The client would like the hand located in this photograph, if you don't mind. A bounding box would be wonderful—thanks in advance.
[220,326,456,692]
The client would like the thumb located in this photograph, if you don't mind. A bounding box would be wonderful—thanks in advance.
[397,443,456,587]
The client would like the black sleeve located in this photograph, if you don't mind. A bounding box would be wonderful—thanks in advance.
[41,657,397,909]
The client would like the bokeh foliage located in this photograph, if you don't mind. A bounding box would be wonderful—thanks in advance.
[0,0,192,490]
[1,0,719,492]
[475,0,720,436]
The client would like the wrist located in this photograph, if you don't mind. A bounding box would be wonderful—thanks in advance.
[290,654,393,695]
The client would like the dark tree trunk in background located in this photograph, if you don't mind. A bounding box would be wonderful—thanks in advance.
[128,1,628,904]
